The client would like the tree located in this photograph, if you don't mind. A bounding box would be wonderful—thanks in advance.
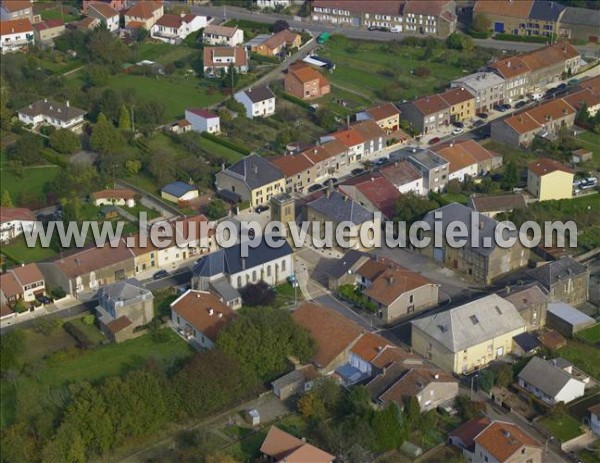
[494,363,514,388]
[370,403,407,451]
[501,161,518,190]
[118,105,131,130]
[446,32,474,52]
[124,159,141,176]
[315,107,337,131]
[8,132,42,165]
[393,193,439,224]
[217,306,316,384]
[272,19,290,33]
[174,350,243,417]
[404,396,422,431]
[454,395,486,421]
[0,329,26,373]
[1,190,13,207]
[472,14,491,33]
[478,369,494,393]
[50,164,101,198]
[90,112,124,155]
[205,198,228,220]
[240,281,276,307]
[50,129,80,154]
[84,64,110,87]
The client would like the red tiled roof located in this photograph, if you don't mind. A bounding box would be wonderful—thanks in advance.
[333,128,365,147]
[579,75,600,95]
[439,87,475,106]
[11,263,44,287]
[87,1,118,18]
[489,56,530,79]
[186,108,218,119]
[0,206,35,224]
[563,88,600,111]
[0,305,14,318]
[526,98,576,124]
[53,239,134,278]
[155,13,183,28]
[412,94,450,116]
[106,315,132,334]
[34,19,64,31]
[91,188,136,201]
[125,0,162,19]
[0,17,32,35]
[380,160,422,186]
[473,0,533,19]
[203,24,239,37]
[351,332,392,362]
[203,46,247,67]
[379,367,456,403]
[260,426,335,463]
[519,42,580,74]
[340,174,401,218]
[269,153,314,177]
[260,28,300,51]
[433,139,497,174]
[292,302,363,369]
[474,421,541,462]
[403,0,451,17]
[170,290,235,341]
[449,416,492,450]
[365,266,433,307]
[528,157,574,176]
[1,1,31,13]
[366,102,401,121]
[288,61,329,87]
[0,272,22,299]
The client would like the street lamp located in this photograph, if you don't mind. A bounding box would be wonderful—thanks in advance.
[470,373,479,400]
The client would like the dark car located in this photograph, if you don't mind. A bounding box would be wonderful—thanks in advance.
[452,121,464,128]
[545,87,558,97]
[153,270,169,280]
[557,83,567,91]
[515,101,527,109]
[502,103,512,110]
[351,168,365,176]
[477,112,489,119]
[36,294,52,304]
[374,157,388,166]
[493,104,508,112]
[255,205,269,213]
[308,183,322,193]
[324,177,338,185]
[473,119,486,128]
[428,137,441,145]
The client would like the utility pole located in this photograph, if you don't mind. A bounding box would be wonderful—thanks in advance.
[130,107,135,136]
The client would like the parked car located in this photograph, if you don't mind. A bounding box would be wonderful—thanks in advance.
[567,78,579,86]
[557,83,567,91]
[473,119,486,128]
[255,205,269,213]
[452,121,464,128]
[177,286,189,295]
[515,101,527,109]
[428,137,441,145]
[153,270,169,280]
[351,168,365,176]
[452,127,464,135]
[580,177,598,189]
[477,112,489,119]
[324,177,338,185]
[308,183,322,193]
[36,294,52,304]
[374,157,388,166]
[493,104,508,112]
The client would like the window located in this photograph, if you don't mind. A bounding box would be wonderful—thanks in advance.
[281,259,286,271]
[237,276,242,287]
[252,270,257,281]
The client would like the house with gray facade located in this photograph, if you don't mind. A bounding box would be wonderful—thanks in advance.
[391,147,449,193]
[528,257,589,306]
[451,72,506,113]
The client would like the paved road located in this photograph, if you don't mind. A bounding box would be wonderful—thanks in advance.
[185,3,600,56]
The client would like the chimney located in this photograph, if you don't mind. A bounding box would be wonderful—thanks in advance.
[208,308,214,316]
[450,141,454,147]
[434,373,439,380]
[377,345,383,352]
[388,275,395,285]
[479,220,484,230]
[196,293,201,298]
[241,257,246,270]
[507,60,511,68]
[253,163,258,175]
[503,430,511,438]
[218,312,223,318]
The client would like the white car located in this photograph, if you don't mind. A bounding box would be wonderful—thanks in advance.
[452,127,464,135]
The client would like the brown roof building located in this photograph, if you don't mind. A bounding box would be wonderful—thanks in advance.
[203,46,248,76]
[433,139,502,181]
[260,426,335,463]
[467,193,526,218]
[284,62,330,100]
[292,302,363,372]
[252,28,301,57]
[473,421,542,463]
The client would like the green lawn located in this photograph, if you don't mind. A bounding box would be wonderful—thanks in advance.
[482,140,537,168]
[40,4,80,23]
[66,317,107,346]
[317,37,484,101]
[1,235,58,264]
[440,193,469,205]
[0,165,60,207]
[108,73,226,121]
[539,413,583,442]
[575,130,600,169]
[577,323,600,344]
[196,136,245,164]
[1,329,192,427]
[558,339,600,380]
[137,42,197,65]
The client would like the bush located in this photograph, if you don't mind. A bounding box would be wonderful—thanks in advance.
[337,285,378,313]
[50,287,67,299]
[280,92,313,110]
[468,29,491,39]
[413,66,431,77]
[40,148,68,168]
[201,131,250,155]
[240,281,276,307]
[494,33,553,44]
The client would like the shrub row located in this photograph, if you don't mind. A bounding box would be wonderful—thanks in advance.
[201,131,251,155]
[40,148,68,168]
[494,33,553,44]
[280,92,313,110]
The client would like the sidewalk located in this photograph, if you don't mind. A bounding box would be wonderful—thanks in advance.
[0,295,83,329]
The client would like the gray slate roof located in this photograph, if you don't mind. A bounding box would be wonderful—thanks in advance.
[210,276,241,303]
[240,85,275,103]
[528,0,565,21]
[422,203,518,257]
[193,236,293,277]
[18,99,86,122]
[223,154,284,190]
[518,356,578,398]
[547,302,595,327]
[411,294,526,352]
[325,249,369,279]
[503,285,548,312]
[97,278,152,307]
[561,6,600,27]
[308,191,374,225]
[512,332,540,353]
[161,181,197,198]
[528,257,587,288]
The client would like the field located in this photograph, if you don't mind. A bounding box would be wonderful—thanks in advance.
[195,136,245,164]
[558,339,600,380]
[137,42,197,65]
[577,323,600,344]
[108,73,226,121]
[316,36,490,102]
[539,413,583,442]
[482,140,537,168]
[575,130,600,169]
[1,235,58,265]
[0,164,60,208]
[1,327,193,427]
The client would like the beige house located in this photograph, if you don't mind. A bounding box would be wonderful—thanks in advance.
[356,102,401,134]
[411,294,527,374]
[124,0,163,29]
[527,158,574,201]
[215,154,285,208]
[33,19,65,44]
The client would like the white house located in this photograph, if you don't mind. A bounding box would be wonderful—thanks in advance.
[86,2,120,32]
[1,1,33,21]
[192,238,294,291]
[0,17,33,52]
[203,46,248,76]
[0,263,45,304]
[184,108,220,134]
[0,207,35,243]
[160,181,199,203]
[18,99,87,132]
[518,356,586,405]
[254,0,292,9]
[91,189,136,208]
[202,24,243,46]
[150,13,207,44]
[234,86,276,119]
[170,290,235,350]
[380,161,425,196]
